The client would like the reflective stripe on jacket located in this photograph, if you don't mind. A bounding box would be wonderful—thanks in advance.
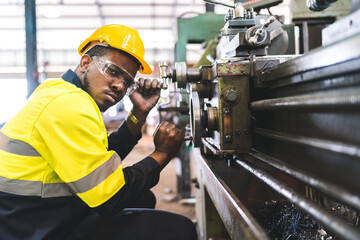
[0,78,125,207]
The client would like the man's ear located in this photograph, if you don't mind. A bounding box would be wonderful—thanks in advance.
[79,54,92,73]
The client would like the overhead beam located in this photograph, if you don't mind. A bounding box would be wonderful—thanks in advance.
[0,15,192,18]
[0,3,205,7]
[0,26,173,30]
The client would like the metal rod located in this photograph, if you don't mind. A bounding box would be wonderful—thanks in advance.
[248,150,360,211]
[203,0,234,8]
[25,0,39,98]
[236,156,360,240]
[302,21,309,53]
[250,87,360,111]
[263,34,360,82]
[1,3,206,7]
[254,128,360,158]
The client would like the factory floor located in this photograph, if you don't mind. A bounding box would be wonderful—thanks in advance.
[107,121,196,222]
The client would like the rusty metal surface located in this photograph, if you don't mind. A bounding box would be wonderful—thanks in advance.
[193,148,270,240]
[214,62,252,153]
[213,61,252,77]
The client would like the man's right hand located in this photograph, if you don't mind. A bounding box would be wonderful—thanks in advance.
[149,122,185,169]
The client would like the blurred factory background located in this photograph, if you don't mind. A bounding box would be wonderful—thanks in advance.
[2,0,360,239]
[0,0,291,124]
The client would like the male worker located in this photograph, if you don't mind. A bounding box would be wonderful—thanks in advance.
[0,24,197,240]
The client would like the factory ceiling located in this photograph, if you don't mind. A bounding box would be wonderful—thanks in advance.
[0,0,231,73]
[0,0,289,77]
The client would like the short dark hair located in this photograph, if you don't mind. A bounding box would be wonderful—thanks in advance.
[86,45,141,69]
[85,45,112,58]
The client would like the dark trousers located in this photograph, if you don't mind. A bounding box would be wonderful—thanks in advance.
[66,191,197,240]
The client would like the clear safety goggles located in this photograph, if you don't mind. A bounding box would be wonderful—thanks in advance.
[92,56,137,95]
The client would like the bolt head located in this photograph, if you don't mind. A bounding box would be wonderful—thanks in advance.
[225,89,239,102]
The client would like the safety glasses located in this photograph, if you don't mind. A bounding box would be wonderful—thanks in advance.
[92,56,137,95]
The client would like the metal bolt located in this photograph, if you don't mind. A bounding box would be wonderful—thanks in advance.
[225,89,239,102]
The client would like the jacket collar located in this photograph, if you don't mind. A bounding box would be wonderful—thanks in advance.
[61,69,83,89]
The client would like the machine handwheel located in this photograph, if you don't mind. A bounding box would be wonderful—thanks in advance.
[190,91,202,147]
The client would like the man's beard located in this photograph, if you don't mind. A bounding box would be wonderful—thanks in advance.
[82,70,107,112]
[82,69,91,94]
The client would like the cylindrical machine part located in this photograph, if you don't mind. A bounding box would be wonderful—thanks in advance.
[190,91,202,147]
[174,62,187,88]
[206,107,218,131]
[248,8,254,19]
[172,62,205,89]
[191,83,214,99]
[187,68,201,82]
[307,0,338,11]
[159,61,169,89]
[233,2,245,18]
[159,61,168,77]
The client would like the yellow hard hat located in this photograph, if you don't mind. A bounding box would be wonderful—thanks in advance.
[78,24,152,74]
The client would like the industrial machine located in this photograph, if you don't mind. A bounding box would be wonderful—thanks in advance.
[161,0,360,239]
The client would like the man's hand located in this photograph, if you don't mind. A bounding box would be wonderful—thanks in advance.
[150,122,185,169]
[129,78,162,122]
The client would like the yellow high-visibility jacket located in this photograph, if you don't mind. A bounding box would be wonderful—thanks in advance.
[0,70,160,239]
[0,77,125,208]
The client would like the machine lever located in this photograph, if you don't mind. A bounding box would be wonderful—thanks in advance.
[204,0,245,18]
[247,16,275,46]
[203,0,234,8]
